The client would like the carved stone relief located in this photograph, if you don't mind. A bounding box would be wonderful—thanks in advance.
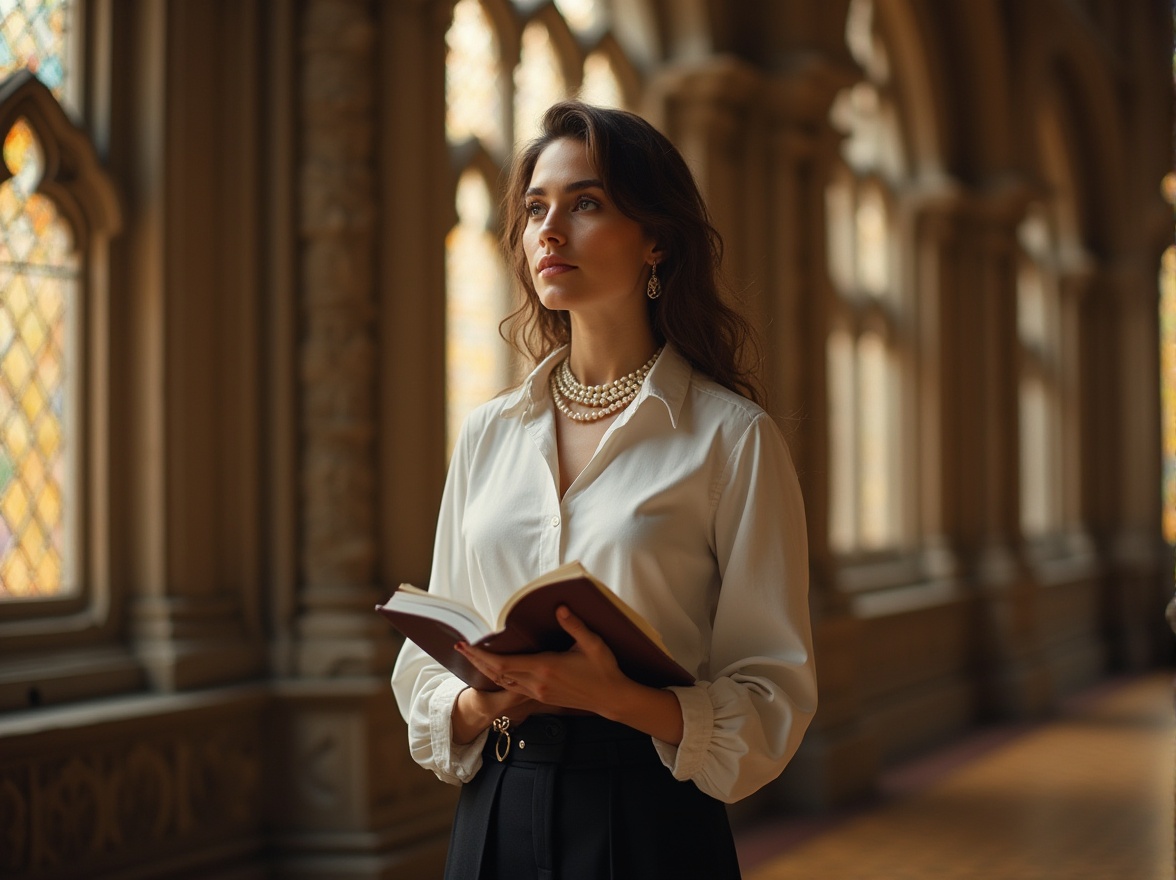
[0,722,262,877]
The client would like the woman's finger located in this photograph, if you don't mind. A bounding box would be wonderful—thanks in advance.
[556,606,608,656]
[457,642,533,692]
[456,641,507,681]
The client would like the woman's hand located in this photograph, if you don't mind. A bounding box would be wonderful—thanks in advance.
[455,606,684,744]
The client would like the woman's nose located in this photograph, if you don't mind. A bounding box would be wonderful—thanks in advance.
[538,210,566,246]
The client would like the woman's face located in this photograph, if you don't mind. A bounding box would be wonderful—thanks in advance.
[522,137,657,321]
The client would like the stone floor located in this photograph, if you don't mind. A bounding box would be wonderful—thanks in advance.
[738,671,1175,880]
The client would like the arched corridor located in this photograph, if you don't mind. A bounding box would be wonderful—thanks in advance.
[0,1,1171,876]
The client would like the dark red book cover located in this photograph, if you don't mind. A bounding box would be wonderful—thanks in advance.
[376,563,693,691]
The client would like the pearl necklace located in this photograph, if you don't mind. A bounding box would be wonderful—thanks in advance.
[550,347,663,422]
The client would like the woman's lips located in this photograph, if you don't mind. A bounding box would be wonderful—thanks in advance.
[537,254,575,277]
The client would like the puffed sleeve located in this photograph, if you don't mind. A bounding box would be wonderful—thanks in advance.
[390,417,490,786]
[652,413,817,803]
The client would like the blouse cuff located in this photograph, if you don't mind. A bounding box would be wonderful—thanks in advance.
[652,683,714,781]
[428,677,487,784]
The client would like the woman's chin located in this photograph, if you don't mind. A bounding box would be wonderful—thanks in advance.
[537,289,577,312]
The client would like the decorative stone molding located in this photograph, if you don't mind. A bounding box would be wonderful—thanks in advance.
[0,695,264,878]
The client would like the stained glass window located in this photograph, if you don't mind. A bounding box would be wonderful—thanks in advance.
[446,171,509,449]
[1160,174,1176,542]
[1159,39,1175,546]
[0,118,78,597]
[446,0,502,150]
[0,0,76,600]
[0,0,71,99]
[514,21,566,144]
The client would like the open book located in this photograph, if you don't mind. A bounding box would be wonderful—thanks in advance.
[375,560,693,691]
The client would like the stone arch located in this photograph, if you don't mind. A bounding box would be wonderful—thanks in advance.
[0,70,121,248]
[1031,81,1084,261]
[512,1,584,90]
[475,0,521,65]
[1040,47,1127,256]
[448,139,509,233]
[870,0,948,179]
[580,31,644,107]
[913,1,1015,178]
[445,0,690,99]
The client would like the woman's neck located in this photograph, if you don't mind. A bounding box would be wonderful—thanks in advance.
[565,320,659,387]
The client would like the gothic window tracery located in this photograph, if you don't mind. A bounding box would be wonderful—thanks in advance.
[1020,100,1088,546]
[1016,207,1063,537]
[826,0,907,554]
[443,0,632,450]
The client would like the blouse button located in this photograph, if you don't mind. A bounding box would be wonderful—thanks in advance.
[551,515,561,527]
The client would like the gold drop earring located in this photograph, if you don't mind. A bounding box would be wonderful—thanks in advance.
[646,263,662,300]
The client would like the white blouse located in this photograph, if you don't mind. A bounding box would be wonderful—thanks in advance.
[391,344,817,804]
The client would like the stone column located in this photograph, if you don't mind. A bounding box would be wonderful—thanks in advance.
[907,191,967,584]
[128,0,266,693]
[650,53,877,812]
[956,185,1053,718]
[644,56,764,293]
[295,0,394,678]
[265,5,453,877]
[1092,261,1170,668]
[763,65,882,813]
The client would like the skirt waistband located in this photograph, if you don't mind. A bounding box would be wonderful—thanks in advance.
[483,714,656,768]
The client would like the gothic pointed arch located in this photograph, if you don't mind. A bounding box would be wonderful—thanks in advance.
[1042,50,1127,255]
[441,0,660,449]
[867,0,946,178]
[579,32,642,107]
[515,2,583,91]
[0,70,120,248]
[447,138,509,225]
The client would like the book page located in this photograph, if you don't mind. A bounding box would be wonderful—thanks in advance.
[386,590,492,643]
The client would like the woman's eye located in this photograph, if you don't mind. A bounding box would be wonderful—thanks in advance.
[526,202,545,218]
[576,197,599,210]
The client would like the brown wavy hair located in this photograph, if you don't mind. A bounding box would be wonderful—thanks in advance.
[500,101,763,405]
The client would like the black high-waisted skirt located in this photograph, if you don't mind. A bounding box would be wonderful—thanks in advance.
[443,714,743,880]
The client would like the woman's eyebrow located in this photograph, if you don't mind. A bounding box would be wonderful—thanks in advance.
[525,178,604,197]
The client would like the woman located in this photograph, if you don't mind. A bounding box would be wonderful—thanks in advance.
[392,101,816,879]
